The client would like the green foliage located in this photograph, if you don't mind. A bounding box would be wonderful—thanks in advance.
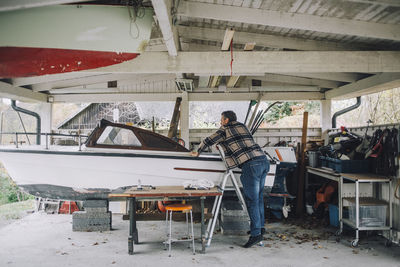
[0,167,23,205]
[265,102,294,124]
[304,101,320,113]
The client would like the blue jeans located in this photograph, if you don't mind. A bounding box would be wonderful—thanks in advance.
[240,156,270,237]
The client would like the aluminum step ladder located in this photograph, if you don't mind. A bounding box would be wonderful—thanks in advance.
[205,145,249,247]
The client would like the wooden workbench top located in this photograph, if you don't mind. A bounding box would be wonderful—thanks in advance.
[307,166,341,176]
[340,173,391,181]
[307,167,391,181]
[108,186,222,198]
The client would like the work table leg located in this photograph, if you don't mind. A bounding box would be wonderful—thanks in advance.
[201,197,205,254]
[128,197,138,255]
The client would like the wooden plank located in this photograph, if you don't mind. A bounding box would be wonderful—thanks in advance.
[109,186,221,198]
[221,28,235,51]
[296,111,308,216]
[167,97,182,138]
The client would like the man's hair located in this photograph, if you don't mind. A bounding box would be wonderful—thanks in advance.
[221,110,237,122]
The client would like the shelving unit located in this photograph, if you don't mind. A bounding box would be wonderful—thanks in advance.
[337,173,393,247]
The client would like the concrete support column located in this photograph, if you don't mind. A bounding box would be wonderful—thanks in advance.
[180,92,190,149]
[39,103,52,145]
[320,100,332,145]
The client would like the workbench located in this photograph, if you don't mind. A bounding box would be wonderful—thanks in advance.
[109,186,222,255]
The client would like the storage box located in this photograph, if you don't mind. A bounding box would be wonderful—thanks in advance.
[329,204,339,228]
[328,204,349,228]
[320,156,328,167]
[324,157,368,173]
[348,198,387,227]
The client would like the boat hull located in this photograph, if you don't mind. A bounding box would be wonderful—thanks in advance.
[0,148,276,199]
[0,5,153,77]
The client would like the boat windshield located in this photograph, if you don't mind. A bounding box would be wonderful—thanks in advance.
[97,126,141,147]
[86,119,189,152]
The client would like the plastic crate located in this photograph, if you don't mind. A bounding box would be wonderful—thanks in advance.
[325,157,369,173]
[320,156,328,167]
[348,200,387,227]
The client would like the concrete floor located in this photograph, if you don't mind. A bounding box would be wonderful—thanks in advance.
[0,213,399,267]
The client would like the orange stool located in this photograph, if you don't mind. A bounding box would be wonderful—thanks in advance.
[164,204,195,256]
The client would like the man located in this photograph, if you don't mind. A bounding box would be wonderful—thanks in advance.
[191,110,270,248]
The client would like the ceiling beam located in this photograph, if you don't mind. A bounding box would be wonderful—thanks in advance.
[0,81,48,102]
[49,88,120,94]
[11,72,100,87]
[0,0,95,12]
[52,91,323,103]
[177,26,381,51]
[280,73,366,83]
[177,1,400,41]
[247,73,342,88]
[180,42,221,51]
[89,51,400,75]
[30,73,133,91]
[345,0,400,7]
[195,85,320,92]
[31,74,175,91]
[152,0,179,57]
[325,73,400,99]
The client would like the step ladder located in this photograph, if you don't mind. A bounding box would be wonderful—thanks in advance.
[205,145,249,247]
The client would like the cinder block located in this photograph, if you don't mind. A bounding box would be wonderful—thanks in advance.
[83,200,109,209]
[72,211,112,232]
[221,201,248,217]
[84,207,108,213]
[220,200,249,235]
[221,215,249,223]
[73,211,111,219]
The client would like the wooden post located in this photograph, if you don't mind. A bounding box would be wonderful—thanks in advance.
[168,97,182,138]
[152,116,155,132]
[296,111,308,216]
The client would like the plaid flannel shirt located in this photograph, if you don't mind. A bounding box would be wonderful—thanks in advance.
[197,121,264,169]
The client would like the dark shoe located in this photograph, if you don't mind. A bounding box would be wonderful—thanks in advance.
[246,228,266,235]
[243,234,263,248]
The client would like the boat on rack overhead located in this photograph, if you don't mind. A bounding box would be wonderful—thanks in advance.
[0,4,153,78]
[0,119,276,200]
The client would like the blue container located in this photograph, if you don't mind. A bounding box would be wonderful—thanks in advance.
[329,204,339,227]
[329,158,369,173]
[320,156,327,167]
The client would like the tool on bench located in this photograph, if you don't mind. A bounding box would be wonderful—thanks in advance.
[205,145,250,247]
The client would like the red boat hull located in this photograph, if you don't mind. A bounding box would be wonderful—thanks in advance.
[0,47,139,78]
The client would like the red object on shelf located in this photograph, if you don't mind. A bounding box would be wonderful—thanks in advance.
[59,201,79,214]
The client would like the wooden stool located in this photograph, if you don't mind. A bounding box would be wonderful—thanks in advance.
[164,204,195,256]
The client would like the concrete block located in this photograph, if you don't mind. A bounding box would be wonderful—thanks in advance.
[84,207,108,213]
[72,211,112,232]
[221,201,248,217]
[220,200,249,235]
[220,220,249,236]
[221,215,249,223]
[83,200,109,209]
[73,211,111,219]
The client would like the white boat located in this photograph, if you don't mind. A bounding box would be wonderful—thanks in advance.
[0,120,276,200]
[0,5,153,78]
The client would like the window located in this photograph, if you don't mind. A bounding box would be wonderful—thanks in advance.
[97,126,141,147]
[138,131,177,150]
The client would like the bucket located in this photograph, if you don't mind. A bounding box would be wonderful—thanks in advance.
[308,151,321,168]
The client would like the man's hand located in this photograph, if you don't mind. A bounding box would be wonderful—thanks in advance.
[190,151,199,157]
